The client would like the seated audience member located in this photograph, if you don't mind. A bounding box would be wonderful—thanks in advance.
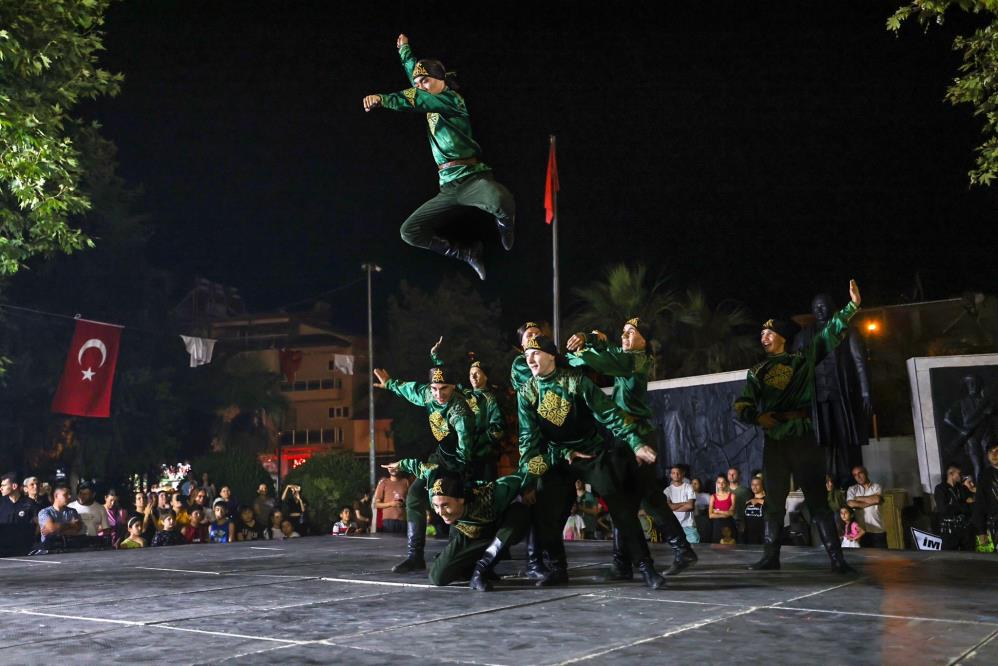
[972,440,998,553]
[188,488,209,516]
[691,477,711,541]
[847,466,887,548]
[152,490,171,530]
[267,510,285,540]
[236,505,268,541]
[119,516,146,549]
[218,485,239,520]
[151,509,185,547]
[280,484,307,532]
[840,506,863,548]
[201,473,217,505]
[37,484,83,545]
[331,506,357,535]
[252,483,275,525]
[664,466,699,544]
[182,507,210,544]
[170,492,191,528]
[209,500,236,543]
[102,488,129,547]
[718,525,736,545]
[708,474,737,543]
[68,481,110,538]
[279,519,300,539]
[933,463,976,550]
[743,476,766,545]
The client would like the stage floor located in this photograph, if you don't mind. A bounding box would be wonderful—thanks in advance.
[0,535,995,664]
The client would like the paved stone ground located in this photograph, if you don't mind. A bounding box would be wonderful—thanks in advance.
[0,535,995,664]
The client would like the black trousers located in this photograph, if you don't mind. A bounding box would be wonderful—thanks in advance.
[399,172,515,249]
[762,432,832,523]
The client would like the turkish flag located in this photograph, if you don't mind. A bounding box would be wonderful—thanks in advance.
[51,319,123,418]
[544,137,559,225]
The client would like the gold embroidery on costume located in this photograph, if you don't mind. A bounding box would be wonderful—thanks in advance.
[764,364,794,390]
[734,400,751,415]
[537,391,571,426]
[430,479,444,496]
[403,87,417,107]
[413,62,430,78]
[429,411,449,441]
[431,368,445,383]
[526,455,549,476]
[762,319,775,331]
[455,523,482,539]
[626,317,640,328]
[427,113,440,135]
[466,395,480,415]
[419,462,438,475]
[524,337,542,351]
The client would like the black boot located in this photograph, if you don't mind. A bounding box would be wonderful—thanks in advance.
[427,237,486,280]
[536,540,569,587]
[748,517,782,571]
[470,536,506,592]
[637,558,666,590]
[496,216,515,251]
[663,532,698,576]
[524,527,550,580]
[392,521,426,573]
[602,528,633,581]
[815,513,856,574]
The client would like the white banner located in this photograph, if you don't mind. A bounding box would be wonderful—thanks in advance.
[911,527,942,551]
[333,353,354,375]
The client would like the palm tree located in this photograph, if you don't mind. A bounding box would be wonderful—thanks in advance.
[566,263,678,342]
[667,288,758,377]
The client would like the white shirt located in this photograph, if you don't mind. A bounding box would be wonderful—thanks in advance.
[846,482,884,533]
[663,482,696,528]
[68,501,111,536]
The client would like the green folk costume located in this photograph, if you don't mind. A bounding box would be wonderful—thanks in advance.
[567,336,696,574]
[428,474,530,587]
[517,366,661,581]
[378,44,515,260]
[510,354,532,392]
[734,301,860,574]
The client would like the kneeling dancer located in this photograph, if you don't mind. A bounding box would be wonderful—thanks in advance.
[376,364,474,573]
[734,279,863,574]
[518,335,667,589]
[427,470,530,591]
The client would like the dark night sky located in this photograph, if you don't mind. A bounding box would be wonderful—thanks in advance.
[82,1,997,334]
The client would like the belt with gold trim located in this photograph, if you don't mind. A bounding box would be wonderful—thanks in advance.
[772,409,809,422]
[437,157,479,171]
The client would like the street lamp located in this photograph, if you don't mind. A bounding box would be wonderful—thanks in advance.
[362,263,382,494]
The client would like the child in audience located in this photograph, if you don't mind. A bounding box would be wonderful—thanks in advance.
[330,506,357,535]
[719,525,737,545]
[209,500,235,543]
[182,507,210,544]
[279,519,300,539]
[840,506,864,548]
[151,509,185,546]
[236,505,268,541]
[119,516,146,549]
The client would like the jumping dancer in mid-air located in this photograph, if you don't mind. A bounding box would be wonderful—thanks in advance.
[363,34,516,280]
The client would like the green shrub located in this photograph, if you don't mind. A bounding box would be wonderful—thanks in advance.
[284,452,369,533]
[192,449,272,506]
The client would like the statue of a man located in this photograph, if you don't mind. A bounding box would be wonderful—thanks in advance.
[943,374,997,481]
[791,293,872,487]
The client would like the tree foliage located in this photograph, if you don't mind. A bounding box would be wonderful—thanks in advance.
[283,452,369,533]
[889,1,998,185]
[191,449,273,507]
[0,0,123,274]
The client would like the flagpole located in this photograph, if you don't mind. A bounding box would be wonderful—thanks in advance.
[362,262,382,495]
[550,135,561,345]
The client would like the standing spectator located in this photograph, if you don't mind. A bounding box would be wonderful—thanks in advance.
[691,477,711,541]
[170,492,191,528]
[1,473,38,556]
[727,467,750,542]
[331,506,357,535]
[664,466,699,544]
[281,484,308,533]
[252,483,275,525]
[189,488,209,516]
[180,471,196,497]
[573,479,600,540]
[840,507,864,548]
[201,472,217,505]
[353,493,372,533]
[236,505,268,541]
[39,482,53,508]
[218,485,238,519]
[37,485,83,545]
[374,470,410,534]
[22,476,47,508]
[101,489,129,547]
[972,440,998,553]
[68,481,110,538]
[151,509,185,546]
[209,500,236,543]
[846,466,887,548]
[182,507,210,544]
[153,490,171,529]
[279,519,300,539]
[933,463,975,551]
[119,516,146,549]
[743,476,767,545]
[826,474,847,516]
[708,475,737,543]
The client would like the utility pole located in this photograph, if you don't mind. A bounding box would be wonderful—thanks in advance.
[361,263,382,492]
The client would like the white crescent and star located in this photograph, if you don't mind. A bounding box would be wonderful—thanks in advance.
[77,338,108,382]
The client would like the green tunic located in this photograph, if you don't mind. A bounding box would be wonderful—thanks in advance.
[734,301,859,441]
[567,338,654,439]
[448,474,525,540]
[429,353,505,462]
[379,44,492,186]
[516,367,644,480]
[385,379,474,479]
[509,354,532,392]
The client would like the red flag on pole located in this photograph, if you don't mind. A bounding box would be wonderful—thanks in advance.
[51,319,123,418]
[544,137,559,225]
